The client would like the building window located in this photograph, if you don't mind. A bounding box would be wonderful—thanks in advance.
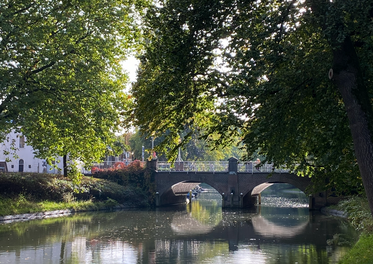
[19,135,25,148]
[19,159,24,172]
[28,165,31,169]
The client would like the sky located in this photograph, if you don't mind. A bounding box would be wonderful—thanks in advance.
[121,56,140,90]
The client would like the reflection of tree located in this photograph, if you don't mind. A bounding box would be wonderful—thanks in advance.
[0,214,97,247]
[187,200,222,226]
[155,239,229,264]
[265,244,330,264]
[170,200,222,236]
[171,212,214,235]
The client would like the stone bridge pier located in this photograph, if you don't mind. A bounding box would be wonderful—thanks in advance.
[148,158,335,209]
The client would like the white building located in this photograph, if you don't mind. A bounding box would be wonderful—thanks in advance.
[0,130,63,173]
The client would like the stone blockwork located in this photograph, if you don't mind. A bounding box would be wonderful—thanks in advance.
[151,158,343,209]
[154,171,316,208]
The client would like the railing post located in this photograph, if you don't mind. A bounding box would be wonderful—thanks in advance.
[245,161,253,174]
[228,157,238,207]
[175,161,183,171]
[147,159,158,170]
[228,157,238,174]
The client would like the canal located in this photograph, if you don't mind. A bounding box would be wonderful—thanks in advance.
[0,184,358,263]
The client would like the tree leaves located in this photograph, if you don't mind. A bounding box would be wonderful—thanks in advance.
[131,0,373,194]
[0,0,146,181]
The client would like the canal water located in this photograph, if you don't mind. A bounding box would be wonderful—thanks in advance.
[0,184,358,264]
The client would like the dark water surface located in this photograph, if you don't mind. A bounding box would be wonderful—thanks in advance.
[0,187,358,264]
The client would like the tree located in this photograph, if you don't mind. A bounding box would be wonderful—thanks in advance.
[1,0,146,181]
[128,130,168,161]
[128,127,245,162]
[177,129,245,161]
[130,0,373,214]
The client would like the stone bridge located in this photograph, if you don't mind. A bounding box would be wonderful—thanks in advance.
[148,158,333,209]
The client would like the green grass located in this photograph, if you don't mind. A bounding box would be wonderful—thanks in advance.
[0,194,119,216]
[336,196,373,263]
[339,234,373,264]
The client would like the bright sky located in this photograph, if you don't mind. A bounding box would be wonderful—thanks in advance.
[121,56,140,89]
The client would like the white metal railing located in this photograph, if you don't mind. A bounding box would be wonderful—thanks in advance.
[237,162,289,174]
[157,161,289,173]
[84,159,289,174]
[158,161,229,172]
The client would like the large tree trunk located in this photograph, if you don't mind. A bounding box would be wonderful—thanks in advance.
[331,36,373,217]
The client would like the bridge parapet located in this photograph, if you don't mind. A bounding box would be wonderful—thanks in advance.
[158,161,229,172]
[157,160,289,174]
[154,158,340,210]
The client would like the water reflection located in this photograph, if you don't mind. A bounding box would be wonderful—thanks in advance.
[251,213,308,239]
[0,190,358,264]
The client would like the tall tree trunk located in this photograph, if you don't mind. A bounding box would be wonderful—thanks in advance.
[331,36,373,217]
[63,155,68,177]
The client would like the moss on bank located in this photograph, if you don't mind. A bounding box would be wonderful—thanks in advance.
[0,172,153,217]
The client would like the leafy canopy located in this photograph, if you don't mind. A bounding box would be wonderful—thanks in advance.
[131,0,373,194]
[1,0,148,180]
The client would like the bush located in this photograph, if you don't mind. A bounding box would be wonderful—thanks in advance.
[0,173,74,201]
[337,196,373,233]
[0,172,153,206]
[92,160,146,185]
[92,161,156,206]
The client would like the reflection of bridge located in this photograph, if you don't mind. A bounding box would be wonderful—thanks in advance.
[148,158,331,209]
[170,207,310,242]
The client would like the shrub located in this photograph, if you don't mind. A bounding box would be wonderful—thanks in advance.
[91,161,155,206]
[337,196,373,233]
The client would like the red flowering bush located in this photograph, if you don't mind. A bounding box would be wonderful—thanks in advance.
[91,166,101,173]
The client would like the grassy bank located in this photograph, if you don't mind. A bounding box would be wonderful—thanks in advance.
[339,234,373,264]
[336,196,373,263]
[0,171,153,217]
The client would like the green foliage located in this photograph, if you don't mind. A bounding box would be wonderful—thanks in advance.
[129,128,245,162]
[0,0,149,182]
[0,172,153,216]
[92,161,156,206]
[338,234,373,264]
[130,0,373,195]
[0,194,121,216]
[128,130,166,161]
[337,196,373,233]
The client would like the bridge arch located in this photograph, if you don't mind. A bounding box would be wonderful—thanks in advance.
[155,172,226,206]
[154,170,313,208]
[150,158,333,209]
[234,173,311,208]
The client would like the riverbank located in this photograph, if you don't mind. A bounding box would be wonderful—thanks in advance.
[331,196,373,264]
[1,173,373,263]
[0,172,152,222]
